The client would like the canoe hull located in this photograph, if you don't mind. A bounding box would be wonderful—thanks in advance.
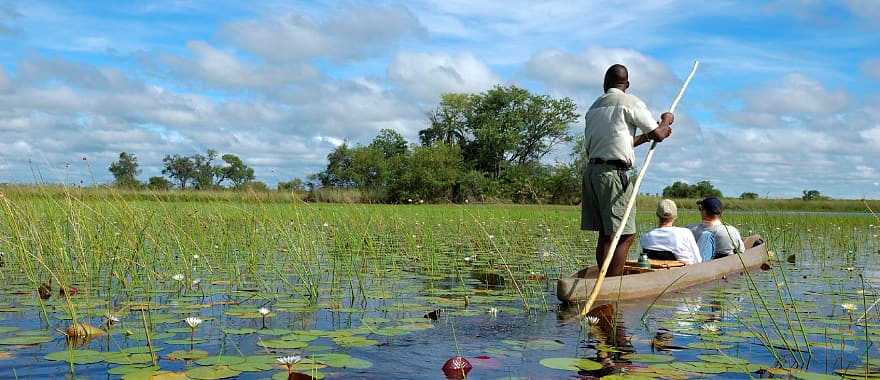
[556,235,768,303]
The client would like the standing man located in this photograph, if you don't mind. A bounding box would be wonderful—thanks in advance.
[582,64,674,276]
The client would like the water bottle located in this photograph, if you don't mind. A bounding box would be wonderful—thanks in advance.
[639,253,650,269]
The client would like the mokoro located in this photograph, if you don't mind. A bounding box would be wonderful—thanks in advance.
[557,235,768,303]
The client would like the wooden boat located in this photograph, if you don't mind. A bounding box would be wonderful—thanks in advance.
[557,235,768,303]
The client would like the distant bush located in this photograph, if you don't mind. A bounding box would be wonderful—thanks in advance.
[662,181,723,198]
[802,189,830,201]
[740,192,759,200]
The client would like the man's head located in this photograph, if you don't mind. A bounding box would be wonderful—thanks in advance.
[697,197,724,219]
[604,64,629,92]
[656,198,677,225]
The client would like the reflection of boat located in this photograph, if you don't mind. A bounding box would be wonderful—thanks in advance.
[557,235,768,303]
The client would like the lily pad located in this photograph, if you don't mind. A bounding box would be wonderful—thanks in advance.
[0,335,52,345]
[229,355,277,372]
[525,339,566,350]
[621,353,675,363]
[195,355,247,366]
[185,365,242,379]
[167,349,209,361]
[332,335,378,347]
[539,357,603,371]
[697,354,749,366]
[222,327,257,335]
[257,339,308,349]
[313,353,373,369]
[45,349,106,364]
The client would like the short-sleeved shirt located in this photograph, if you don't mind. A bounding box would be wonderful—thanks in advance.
[687,222,745,257]
[640,226,702,264]
[584,88,658,166]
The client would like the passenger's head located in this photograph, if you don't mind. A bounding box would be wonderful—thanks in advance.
[697,197,724,220]
[656,198,678,226]
[603,64,629,92]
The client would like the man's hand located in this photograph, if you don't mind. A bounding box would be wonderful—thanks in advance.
[660,112,674,125]
[652,112,674,142]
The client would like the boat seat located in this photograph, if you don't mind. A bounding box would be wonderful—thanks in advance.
[625,259,686,270]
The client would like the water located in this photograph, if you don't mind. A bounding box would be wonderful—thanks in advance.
[0,210,878,379]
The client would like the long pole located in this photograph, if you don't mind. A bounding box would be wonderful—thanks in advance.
[579,61,700,318]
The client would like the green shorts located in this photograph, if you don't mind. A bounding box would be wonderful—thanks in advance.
[581,163,636,236]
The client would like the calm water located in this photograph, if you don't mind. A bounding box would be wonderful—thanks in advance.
[0,212,878,379]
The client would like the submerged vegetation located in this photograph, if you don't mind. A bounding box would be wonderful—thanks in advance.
[0,186,877,378]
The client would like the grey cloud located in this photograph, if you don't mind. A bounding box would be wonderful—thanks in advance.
[388,52,500,101]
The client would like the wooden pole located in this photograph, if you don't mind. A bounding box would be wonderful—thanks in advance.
[579,61,700,318]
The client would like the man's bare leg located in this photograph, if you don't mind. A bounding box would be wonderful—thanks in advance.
[595,234,635,277]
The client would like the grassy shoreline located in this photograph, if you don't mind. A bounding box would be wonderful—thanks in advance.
[1,184,878,213]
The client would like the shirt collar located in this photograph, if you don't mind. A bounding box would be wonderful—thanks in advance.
[605,88,624,95]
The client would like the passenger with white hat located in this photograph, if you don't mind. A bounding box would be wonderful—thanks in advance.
[639,199,702,265]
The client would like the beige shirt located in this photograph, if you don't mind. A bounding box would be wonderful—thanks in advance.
[584,88,658,166]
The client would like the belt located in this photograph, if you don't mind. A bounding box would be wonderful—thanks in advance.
[588,158,631,191]
[588,158,631,169]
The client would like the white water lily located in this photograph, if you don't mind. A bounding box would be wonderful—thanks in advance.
[277,355,302,365]
[105,313,120,325]
[585,316,599,326]
[172,274,185,281]
[185,317,203,329]
[841,303,857,312]
[192,278,201,286]
[259,307,271,316]
[701,323,719,333]
[488,307,499,318]
[192,254,199,260]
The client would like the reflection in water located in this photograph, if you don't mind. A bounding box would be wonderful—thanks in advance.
[558,303,634,376]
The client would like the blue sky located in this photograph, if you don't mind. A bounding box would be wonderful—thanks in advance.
[1,0,879,198]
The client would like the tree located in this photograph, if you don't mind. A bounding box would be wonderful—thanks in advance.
[369,129,408,158]
[243,181,270,192]
[147,176,171,191]
[215,153,255,188]
[278,178,305,192]
[315,143,355,187]
[802,189,828,201]
[162,154,196,189]
[108,152,141,188]
[387,143,464,202]
[740,192,759,200]
[421,93,472,147]
[662,180,722,198]
[192,149,219,190]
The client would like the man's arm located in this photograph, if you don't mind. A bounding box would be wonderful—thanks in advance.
[634,112,674,147]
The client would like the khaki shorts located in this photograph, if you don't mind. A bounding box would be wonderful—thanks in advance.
[581,163,636,235]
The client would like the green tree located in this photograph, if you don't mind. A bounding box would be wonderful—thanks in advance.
[387,143,464,202]
[691,180,722,198]
[278,178,305,192]
[420,93,472,147]
[740,192,758,200]
[215,153,255,188]
[662,180,722,198]
[369,129,408,158]
[316,143,354,187]
[662,181,693,198]
[147,176,171,191]
[243,181,270,192]
[108,152,141,188]
[161,154,196,189]
[802,189,828,201]
[192,149,219,190]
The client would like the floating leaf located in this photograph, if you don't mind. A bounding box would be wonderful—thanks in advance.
[185,365,242,380]
[257,339,308,349]
[222,327,257,335]
[539,357,602,371]
[0,335,52,345]
[195,355,247,366]
[167,349,209,361]
[45,349,105,364]
[312,353,373,369]
[525,339,565,350]
[229,355,277,372]
[621,353,675,363]
[698,354,749,366]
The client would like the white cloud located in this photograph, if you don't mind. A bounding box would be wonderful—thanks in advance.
[223,5,425,63]
[388,52,499,101]
[745,73,848,114]
[524,46,676,99]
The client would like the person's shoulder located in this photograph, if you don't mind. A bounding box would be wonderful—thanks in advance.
[620,92,648,109]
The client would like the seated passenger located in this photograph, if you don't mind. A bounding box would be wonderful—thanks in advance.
[640,199,701,264]
[687,197,745,262]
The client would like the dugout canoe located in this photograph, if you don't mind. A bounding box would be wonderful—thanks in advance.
[556,235,768,303]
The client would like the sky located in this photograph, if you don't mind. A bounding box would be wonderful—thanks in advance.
[0,0,879,198]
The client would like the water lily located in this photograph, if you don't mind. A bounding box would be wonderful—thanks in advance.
[701,323,719,333]
[192,254,199,260]
[172,274,185,282]
[841,303,857,312]
[104,313,119,326]
[278,355,302,374]
[488,307,498,318]
[259,307,271,328]
[585,316,600,326]
[185,316,203,329]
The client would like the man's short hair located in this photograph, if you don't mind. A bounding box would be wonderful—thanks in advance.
[604,64,629,90]
[697,197,723,215]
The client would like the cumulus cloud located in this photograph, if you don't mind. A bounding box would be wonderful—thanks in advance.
[524,46,677,102]
[726,73,849,129]
[223,5,425,63]
[388,52,499,101]
[159,41,319,89]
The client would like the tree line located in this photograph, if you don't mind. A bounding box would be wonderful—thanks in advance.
[108,150,272,191]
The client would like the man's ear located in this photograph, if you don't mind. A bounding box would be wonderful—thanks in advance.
[624,81,630,91]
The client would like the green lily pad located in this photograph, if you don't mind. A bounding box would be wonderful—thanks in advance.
[697,354,749,366]
[120,366,162,379]
[0,335,52,345]
[195,355,247,366]
[687,342,733,350]
[0,327,18,334]
[621,353,675,363]
[539,357,603,371]
[108,364,158,375]
[222,328,257,335]
[525,339,566,350]
[104,352,154,365]
[164,338,207,345]
[257,339,308,349]
[257,328,292,336]
[229,355,277,372]
[45,349,106,364]
[185,365,242,379]
[312,353,373,369]
[332,335,378,347]
[167,349,209,361]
